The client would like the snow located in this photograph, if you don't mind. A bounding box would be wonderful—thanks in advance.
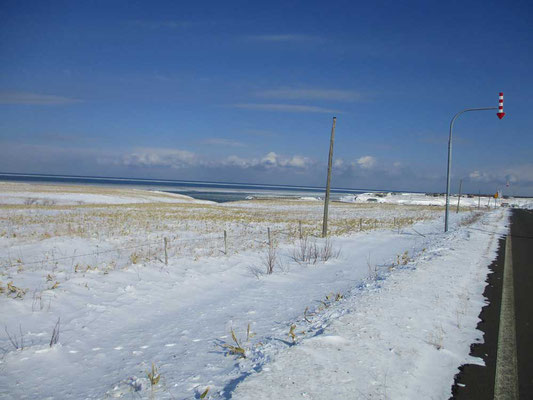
[0,182,214,205]
[234,211,508,399]
[340,191,532,208]
[298,196,321,201]
[0,182,512,399]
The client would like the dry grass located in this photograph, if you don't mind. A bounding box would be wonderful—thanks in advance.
[0,201,442,263]
[0,197,445,243]
[291,236,340,265]
[458,211,485,227]
[219,325,253,359]
[147,362,161,386]
[0,183,450,285]
[49,317,60,347]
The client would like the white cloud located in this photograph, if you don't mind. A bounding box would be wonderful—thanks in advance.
[114,148,314,171]
[224,155,251,168]
[232,103,339,114]
[468,164,533,185]
[120,148,199,169]
[357,155,376,169]
[0,92,80,105]
[256,152,312,169]
[469,170,481,179]
[283,155,308,168]
[256,88,362,102]
[260,152,277,166]
[333,159,345,168]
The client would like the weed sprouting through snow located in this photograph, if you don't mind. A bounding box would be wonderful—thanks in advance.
[220,325,253,359]
[246,323,254,341]
[4,325,24,350]
[288,324,297,343]
[292,236,340,265]
[401,251,410,265]
[200,387,210,398]
[263,243,277,275]
[367,256,378,281]
[304,307,313,323]
[147,363,161,386]
[130,252,141,264]
[4,281,27,299]
[49,317,60,347]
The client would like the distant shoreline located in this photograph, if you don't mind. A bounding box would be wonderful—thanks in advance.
[0,172,401,203]
[0,171,405,194]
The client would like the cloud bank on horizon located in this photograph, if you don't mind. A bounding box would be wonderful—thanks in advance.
[1,142,530,195]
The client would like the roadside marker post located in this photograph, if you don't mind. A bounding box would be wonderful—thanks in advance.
[497,92,505,119]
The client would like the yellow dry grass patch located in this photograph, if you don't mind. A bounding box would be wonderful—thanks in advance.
[0,198,457,243]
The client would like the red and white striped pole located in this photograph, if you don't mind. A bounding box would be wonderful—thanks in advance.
[497,92,505,119]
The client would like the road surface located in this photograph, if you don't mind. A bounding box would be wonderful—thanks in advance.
[452,208,533,399]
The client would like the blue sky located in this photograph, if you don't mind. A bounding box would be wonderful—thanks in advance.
[1,0,532,194]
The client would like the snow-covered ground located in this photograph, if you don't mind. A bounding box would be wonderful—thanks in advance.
[340,191,533,208]
[234,211,508,399]
[0,182,512,399]
[0,181,215,205]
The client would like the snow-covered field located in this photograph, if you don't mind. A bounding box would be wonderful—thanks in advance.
[0,181,215,206]
[0,182,513,399]
[340,191,533,208]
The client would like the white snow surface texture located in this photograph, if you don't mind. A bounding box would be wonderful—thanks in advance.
[0,186,510,400]
[234,211,508,399]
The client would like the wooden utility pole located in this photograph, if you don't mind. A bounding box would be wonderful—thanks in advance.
[322,117,337,238]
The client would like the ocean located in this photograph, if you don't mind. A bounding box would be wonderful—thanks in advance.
[0,172,388,203]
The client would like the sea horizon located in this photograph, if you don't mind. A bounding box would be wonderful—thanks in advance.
[0,171,415,203]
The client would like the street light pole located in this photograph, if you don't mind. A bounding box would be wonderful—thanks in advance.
[444,107,498,232]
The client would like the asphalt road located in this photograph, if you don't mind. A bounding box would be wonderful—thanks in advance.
[452,209,533,399]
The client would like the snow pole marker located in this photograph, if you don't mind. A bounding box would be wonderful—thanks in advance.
[497,92,505,119]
